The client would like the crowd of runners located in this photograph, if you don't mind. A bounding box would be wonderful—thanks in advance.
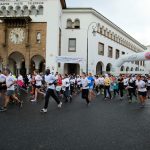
[0,68,150,113]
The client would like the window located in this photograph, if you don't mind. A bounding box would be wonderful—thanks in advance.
[98,42,104,55]
[67,19,72,29]
[36,32,41,44]
[116,49,120,59]
[135,61,139,65]
[108,46,113,58]
[74,19,80,29]
[122,51,125,55]
[143,61,145,66]
[68,38,76,52]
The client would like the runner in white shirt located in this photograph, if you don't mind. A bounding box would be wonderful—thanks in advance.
[31,70,45,102]
[81,72,90,106]
[0,68,22,112]
[136,75,147,108]
[17,74,24,82]
[95,76,100,95]
[98,75,104,95]
[40,69,62,113]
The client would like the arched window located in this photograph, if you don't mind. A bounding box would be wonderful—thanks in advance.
[15,6,22,16]
[30,5,37,15]
[1,6,7,16]
[74,19,80,29]
[8,6,14,16]
[67,19,73,29]
[23,5,29,16]
[38,5,43,15]
[131,67,133,71]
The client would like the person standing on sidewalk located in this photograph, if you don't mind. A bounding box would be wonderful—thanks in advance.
[40,69,62,113]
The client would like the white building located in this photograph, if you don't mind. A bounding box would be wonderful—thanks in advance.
[0,0,148,75]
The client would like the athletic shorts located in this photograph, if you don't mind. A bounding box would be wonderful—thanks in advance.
[138,91,147,97]
[35,86,41,89]
[6,90,15,96]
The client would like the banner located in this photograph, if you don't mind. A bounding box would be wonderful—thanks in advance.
[56,56,86,65]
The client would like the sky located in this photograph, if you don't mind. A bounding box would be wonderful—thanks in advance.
[66,0,150,46]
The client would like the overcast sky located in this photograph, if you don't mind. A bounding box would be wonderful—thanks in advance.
[66,0,150,46]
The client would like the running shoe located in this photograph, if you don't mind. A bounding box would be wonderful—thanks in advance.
[0,107,7,112]
[31,99,37,102]
[58,102,62,108]
[40,108,47,113]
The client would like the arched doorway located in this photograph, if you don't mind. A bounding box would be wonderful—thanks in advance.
[31,55,45,73]
[8,52,26,75]
[96,61,104,75]
[64,63,80,75]
[106,63,112,72]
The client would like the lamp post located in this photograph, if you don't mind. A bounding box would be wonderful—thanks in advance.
[86,22,99,74]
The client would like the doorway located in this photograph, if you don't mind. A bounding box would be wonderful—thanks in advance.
[64,63,80,75]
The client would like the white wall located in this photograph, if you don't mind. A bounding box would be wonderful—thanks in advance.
[61,11,146,75]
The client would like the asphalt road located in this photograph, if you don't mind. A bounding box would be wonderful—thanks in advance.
[0,93,150,150]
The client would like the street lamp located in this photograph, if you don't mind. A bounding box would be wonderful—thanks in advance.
[86,22,100,74]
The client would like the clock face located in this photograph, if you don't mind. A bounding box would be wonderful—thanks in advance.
[9,28,25,44]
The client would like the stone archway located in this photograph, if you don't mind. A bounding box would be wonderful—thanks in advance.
[31,55,45,73]
[96,61,104,75]
[8,52,25,75]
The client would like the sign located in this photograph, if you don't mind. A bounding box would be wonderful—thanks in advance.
[56,56,86,65]
[0,0,47,6]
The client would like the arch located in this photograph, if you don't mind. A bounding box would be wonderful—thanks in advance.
[106,63,112,72]
[126,67,129,72]
[8,52,26,75]
[23,5,29,16]
[30,5,37,15]
[38,5,43,15]
[120,66,124,71]
[135,67,139,71]
[67,19,72,28]
[31,55,45,73]
[96,61,104,75]
[74,18,80,29]
[15,6,22,16]
[131,67,133,71]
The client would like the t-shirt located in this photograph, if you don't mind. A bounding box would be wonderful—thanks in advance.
[77,78,81,85]
[45,74,56,90]
[6,74,16,91]
[136,80,147,92]
[0,74,6,83]
[18,75,23,82]
[123,78,129,86]
[95,78,99,86]
[81,78,89,89]
[104,77,111,86]
[99,77,104,85]
[35,75,42,86]
[147,79,150,87]
[88,76,94,87]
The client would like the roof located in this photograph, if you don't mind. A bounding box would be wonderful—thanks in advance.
[63,7,146,50]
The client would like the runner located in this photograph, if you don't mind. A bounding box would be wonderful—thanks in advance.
[136,75,147,108]
[147,76,150,99]
[81,72,90,106]
[31,70,45,102]
[0,68,22,112]
[40,69,62,113]
[104,74,112,100]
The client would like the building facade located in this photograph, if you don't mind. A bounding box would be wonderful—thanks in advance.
[0,0,148,75]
